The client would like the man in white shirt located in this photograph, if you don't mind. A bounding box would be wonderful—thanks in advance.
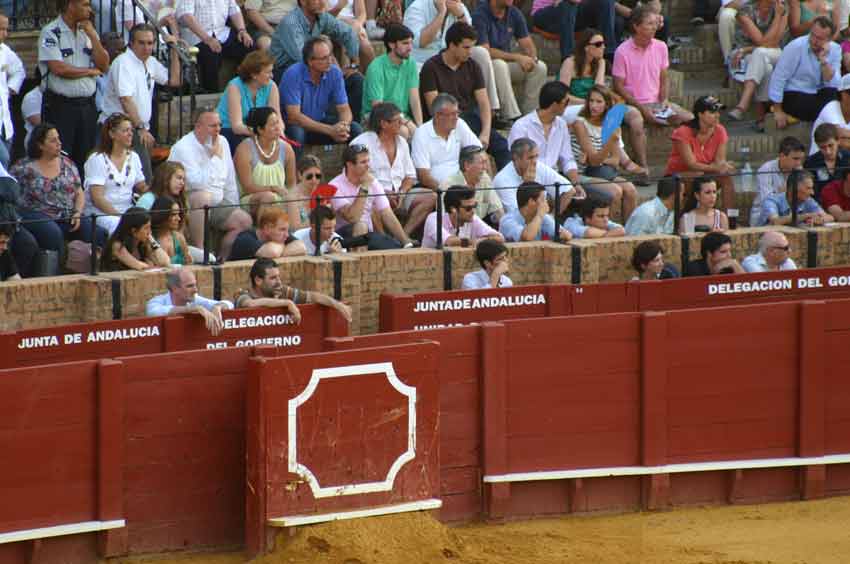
[412,93,482,189]
[0,13,23,168]
[146,268,233,335]
[462,238,512,289]
[292,205,347,255]
[810,74,850,155]
[168,106,253,260]
[100,22,182,182]
[742,231,797,272]
[493,137,578,214]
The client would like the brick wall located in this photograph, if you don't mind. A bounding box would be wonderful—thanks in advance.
[0,275,112,331]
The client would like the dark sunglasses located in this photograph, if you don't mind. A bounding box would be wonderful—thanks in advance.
[460,204,476,211]
[304,172,322,180]
[589,40,605,48]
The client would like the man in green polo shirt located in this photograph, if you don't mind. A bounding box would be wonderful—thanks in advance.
[363,23,424,140]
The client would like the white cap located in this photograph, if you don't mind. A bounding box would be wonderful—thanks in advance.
[839,74,850,92]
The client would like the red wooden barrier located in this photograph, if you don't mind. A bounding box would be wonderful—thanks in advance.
[379,284,569,332]
[0,305,347,368]
[245,342,441,555]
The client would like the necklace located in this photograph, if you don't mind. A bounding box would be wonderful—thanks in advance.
[255,137,277,161]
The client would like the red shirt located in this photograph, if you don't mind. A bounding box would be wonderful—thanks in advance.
[820,179,850,211]
[664,124,729,175]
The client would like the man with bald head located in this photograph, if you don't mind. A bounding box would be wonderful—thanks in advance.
[145,268,234,335]
[741,231,798,273]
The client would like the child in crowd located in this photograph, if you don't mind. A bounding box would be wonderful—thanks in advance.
[462,239,512,290]
[804,123,850,199]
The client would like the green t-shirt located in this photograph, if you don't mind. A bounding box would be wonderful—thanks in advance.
[362,53,419,119]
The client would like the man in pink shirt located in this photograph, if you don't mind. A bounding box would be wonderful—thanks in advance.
[422,185,504,248]
[612,5,692,128]
[329,144,416,250]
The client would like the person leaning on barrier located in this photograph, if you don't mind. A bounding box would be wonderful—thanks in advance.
[499,181,572,242]
[624,175,683,236]
[462,238,512,289]
[229,207,306,261]
[493,137,578,215]
[422,185,503,248]
[685,231,745,277]
[820,167,850,221]
[440,145,503,227]
[742,231,798,272]
[804,123,850,198]
[146,268,234,336]
[750,136,806,227]
[563,196,626,239]
[630,240,679,281]
[0,220,20,281]
[100,206,171,271]
[759,169,834,226]
[235,257,352,322]
[292,205,346,255]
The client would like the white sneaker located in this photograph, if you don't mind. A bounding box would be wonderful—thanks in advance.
[365,20,385,40]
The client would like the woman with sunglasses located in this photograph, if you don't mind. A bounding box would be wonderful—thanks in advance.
[150,195,193,265]
[679,175,729,234]
[664,96,737,213]
[289,155,324,230]
[82,112,148,235]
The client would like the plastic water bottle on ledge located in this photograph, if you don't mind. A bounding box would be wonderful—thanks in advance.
[738,146,754,193]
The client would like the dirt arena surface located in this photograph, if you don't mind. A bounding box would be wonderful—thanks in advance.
[115,496,850,564]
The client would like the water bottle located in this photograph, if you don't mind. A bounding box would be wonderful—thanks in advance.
[738,146,755,193]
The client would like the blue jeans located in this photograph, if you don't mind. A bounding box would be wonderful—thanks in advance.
[11,225,38,278]
[533,0,617,59]
[461,109,510,172]
[19,210,108,264]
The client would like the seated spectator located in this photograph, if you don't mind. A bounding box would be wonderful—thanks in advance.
[563,197,626,239]
[326,0,380,64]
[804,122,850,197]
[742,230,797,272]
[413,94,484,191]
[280,36,364,150]
[558,31,650,180]
[235,257,352,322]
[351,102,433,236]
[362,24,423,139]
[631,240,679,280]
[615,0,669,45]
[217,50,281,153]
[150,195,192,265]
[499,181,572,242]
[329,144,415,249]
[770,16,841,126]
[404,0,501,118]
[229,207,306,261]
[440,145,503,227]
[788,0,848,38]
[115,0,181,45]
[685,231,745,276]
[11,124,108,265]
[168,106,254,260]
[472,0,548,122]
[462,238,512,289]
[612,6,693,130]
[269,0,371,93]
[821,167,850,219]
[725,0,787,126]
[624,176,683,235]
[83,113,149,235]
[244,0,297,51]
[100,206,171,271]
[493,138,577,215]
[0,14,23,169]
[0,221,19,281]
[750,136,806,226]
[288,155,324,230]
[569,85,642,219]
[665,96,737,212]
[419,22,510,171]
[760,169,834,225]
[293,205,346,255]
[679,176,730,234]
[175,0,254,92]
[810,74,850,154]
[146,267,233,335]
[718,0,745,64]
[531,0,617,65]
[234,107,296,216]
[422,185,503,248]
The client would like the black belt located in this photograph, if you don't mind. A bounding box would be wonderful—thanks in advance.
[45,90,95,105]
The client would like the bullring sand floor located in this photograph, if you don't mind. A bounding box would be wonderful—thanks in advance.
[114,496,850,564]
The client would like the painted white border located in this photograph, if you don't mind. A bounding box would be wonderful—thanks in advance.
[483,453,850,483]
[268,499,442,527]
[0,519,126,544]
[288,362,417,498]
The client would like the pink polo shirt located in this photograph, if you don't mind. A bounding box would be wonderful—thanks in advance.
[329,172,390,232]
[612,37,669,105]
[421,212,499,248]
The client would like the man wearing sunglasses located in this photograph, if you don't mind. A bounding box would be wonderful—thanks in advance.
[742,231,797,272]
[422,185,503,248]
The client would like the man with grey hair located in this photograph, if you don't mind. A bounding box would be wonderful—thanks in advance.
[742,231,797,272]
[145,268,234,335]
[492,137,580,214]
[412,93,482,189]
[168,105,253,260]
[440,145,503,227]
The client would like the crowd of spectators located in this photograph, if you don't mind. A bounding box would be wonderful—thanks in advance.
[0,0,849,292]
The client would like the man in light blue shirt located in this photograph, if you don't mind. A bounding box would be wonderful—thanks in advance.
[759,169,834,226]
[769,16,841,126]
[563,197,625,239]
[499,181,571,242]
[146,269,233,336]
[624,176,681,236]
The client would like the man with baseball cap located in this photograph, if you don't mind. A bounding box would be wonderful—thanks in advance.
[809,73,850,155]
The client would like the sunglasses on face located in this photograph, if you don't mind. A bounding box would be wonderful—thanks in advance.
[460,204,476,211]
[304,172,322,180]
[589,40,605,48]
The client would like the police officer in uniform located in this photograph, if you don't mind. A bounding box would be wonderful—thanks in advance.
[38,0,110,173]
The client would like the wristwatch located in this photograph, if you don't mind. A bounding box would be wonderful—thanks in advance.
[348,63,359,70]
